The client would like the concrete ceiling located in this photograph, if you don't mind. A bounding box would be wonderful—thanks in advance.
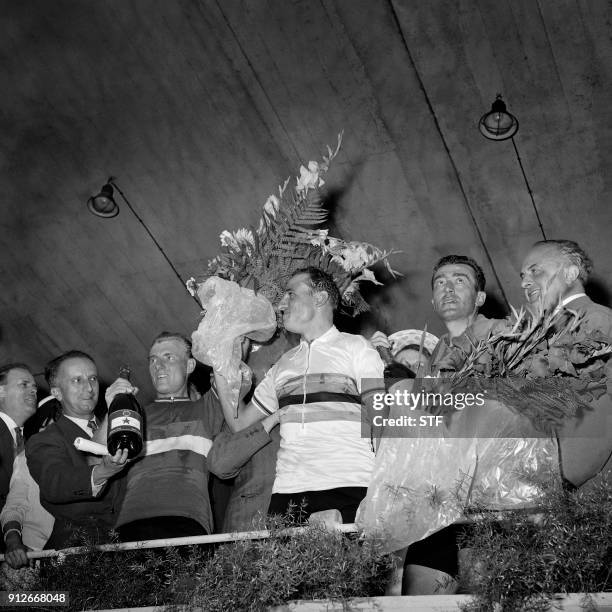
[2,0,611,402]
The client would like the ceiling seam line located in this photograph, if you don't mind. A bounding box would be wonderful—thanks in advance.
[534,0,570,115]
[387,0,510,310]
[213,0,303,165]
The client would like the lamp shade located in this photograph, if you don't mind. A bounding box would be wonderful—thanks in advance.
[478,95,519,141]
[87,183,119,218]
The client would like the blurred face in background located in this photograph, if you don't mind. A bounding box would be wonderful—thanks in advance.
[0,367,37,424]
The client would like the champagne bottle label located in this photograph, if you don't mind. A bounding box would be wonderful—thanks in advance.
[110,409,142,433]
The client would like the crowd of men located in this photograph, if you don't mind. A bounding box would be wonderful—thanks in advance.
[1,239,611,596]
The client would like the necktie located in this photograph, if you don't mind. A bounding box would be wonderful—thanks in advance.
[14,427,25,454]
[88,419,98,435]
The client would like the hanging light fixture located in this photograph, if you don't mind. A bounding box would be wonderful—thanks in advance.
[87,182,119,218]
[86,177,201,306]
[477,95,545,239]
[478,94,519,141]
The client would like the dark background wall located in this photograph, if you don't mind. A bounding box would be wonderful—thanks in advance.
[2,0,610,403]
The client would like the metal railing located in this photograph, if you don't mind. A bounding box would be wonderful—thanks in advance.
[0,523,359,562]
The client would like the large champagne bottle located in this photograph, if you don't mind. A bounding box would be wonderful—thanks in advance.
[376,345,415,391]
[107,365,144,458]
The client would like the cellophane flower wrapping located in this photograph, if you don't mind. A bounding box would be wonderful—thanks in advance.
[356,398,559,554]
[191,277,277,411]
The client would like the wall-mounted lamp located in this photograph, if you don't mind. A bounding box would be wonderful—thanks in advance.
[478,94,519,141]
[87,177,201,306]
[87,183,119,218]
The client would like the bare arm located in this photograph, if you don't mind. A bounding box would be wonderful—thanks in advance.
[213,369,268,432]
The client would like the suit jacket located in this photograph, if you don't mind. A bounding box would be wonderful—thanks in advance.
[0,419,15,511]
[555,295,612,488]
[25,415,125,549]
[224,428,279,532]
[0,419,16,553]
[212,331,296,532]
[207,422,279,532]
[561,295,612,336]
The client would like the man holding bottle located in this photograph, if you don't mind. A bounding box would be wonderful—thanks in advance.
[26,351,129,549]
[105,331,279,541]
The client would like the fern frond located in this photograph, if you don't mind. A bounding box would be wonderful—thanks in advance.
[198,132,399,316]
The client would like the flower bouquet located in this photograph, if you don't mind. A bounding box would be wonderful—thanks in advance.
[188,134,399,415]
[358,304,612,553]
[449,305,612,433]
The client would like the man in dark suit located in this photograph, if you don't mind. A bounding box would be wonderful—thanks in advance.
[25,351,129,549]
[215,332,296,533]
[0,362,37,560]
[521,239,612,489]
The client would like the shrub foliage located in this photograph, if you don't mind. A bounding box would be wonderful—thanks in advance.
[460,475,612,612]
[32,522,392,611]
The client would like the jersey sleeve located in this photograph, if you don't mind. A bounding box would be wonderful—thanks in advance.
[251,365,279,416]
[201,391,226,436]
[352,337,385,392]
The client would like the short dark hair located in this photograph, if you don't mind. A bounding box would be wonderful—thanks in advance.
[533,240,593,284]
[45,350,96,387]
[293,267,341,311]
[431,255,486,292]
[0,362,32,386]
[150,332,193,358]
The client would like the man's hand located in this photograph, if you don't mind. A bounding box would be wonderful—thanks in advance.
[370,331,391,351]
[210,362,253,401]
[104,377,139,407]
[261,406,288,433]
[4,531,29,569]
[238,362,253,400]
[92,448,130,484]
[213,369,265,432]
